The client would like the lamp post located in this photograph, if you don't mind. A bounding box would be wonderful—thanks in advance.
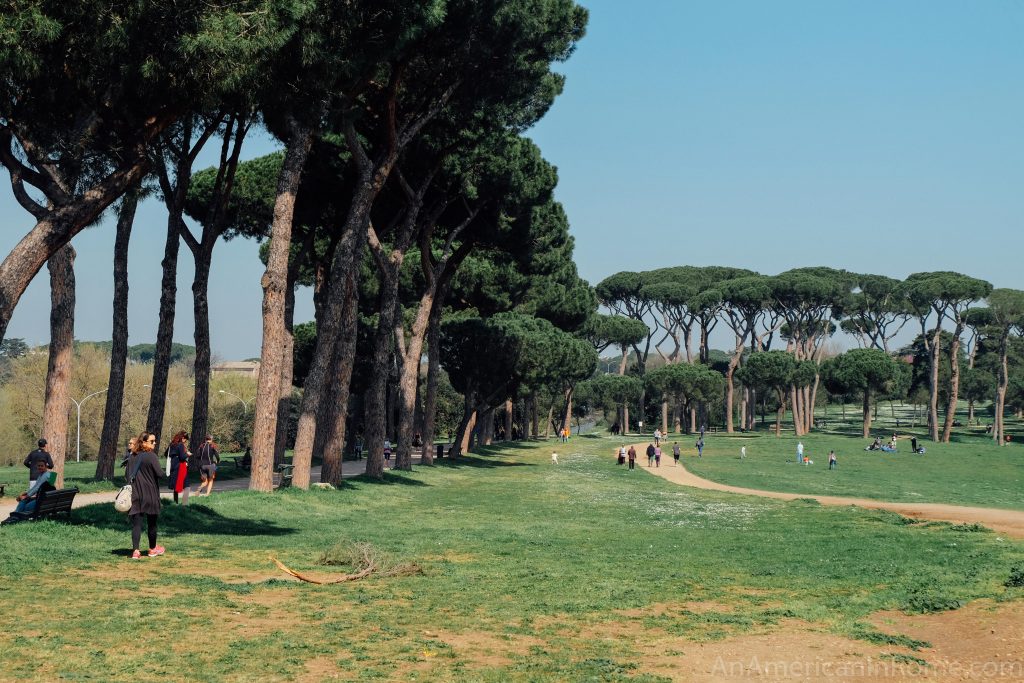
[71,388,108,462]
[218,390,253,413]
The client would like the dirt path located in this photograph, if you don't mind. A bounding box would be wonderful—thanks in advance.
[0,457,396,517]
[631,444,1024,538]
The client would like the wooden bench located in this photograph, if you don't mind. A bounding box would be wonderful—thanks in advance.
[2,487,79,525]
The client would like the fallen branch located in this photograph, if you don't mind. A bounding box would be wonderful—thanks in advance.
[271,542,423,584]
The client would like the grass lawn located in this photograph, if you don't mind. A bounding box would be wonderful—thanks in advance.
[2,436,1023,681]
[675,408,1024,511]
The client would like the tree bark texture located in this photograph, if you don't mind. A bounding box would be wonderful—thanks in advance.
[189,244,215,444]
[250,120,315,492]
[928,330,941,442]
[96,191,139,480]
[42,245,75,488]
[940,323,965,443]
[144,211,182,443]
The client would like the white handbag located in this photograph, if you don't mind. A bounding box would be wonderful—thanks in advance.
[114,484,133,513]
[115,454,145,513]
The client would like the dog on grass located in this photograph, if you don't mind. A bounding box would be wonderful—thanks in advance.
[551,452,559,465]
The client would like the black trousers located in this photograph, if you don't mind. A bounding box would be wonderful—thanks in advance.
[131,513,158,550]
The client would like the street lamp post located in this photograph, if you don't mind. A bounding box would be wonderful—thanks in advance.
[218,390,253,413]
[71,388,108,463]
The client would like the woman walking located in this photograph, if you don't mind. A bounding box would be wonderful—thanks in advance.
[167,431,191,504]
[194,435,220,496]
[127,431,164,560]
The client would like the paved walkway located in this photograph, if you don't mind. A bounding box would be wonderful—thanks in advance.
[0,457,398,516]
[631,443,1024,539]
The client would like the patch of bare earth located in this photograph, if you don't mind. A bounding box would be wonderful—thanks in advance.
[619,599,1024,681]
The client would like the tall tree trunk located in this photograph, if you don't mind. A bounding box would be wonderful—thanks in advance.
[862,389,871,438]
[364,270,400,473]
[790,386,803,436]
[146,214,182,443]
[725,350,741,432]
[189,245,215,445]
[319,273,362,485]
[661,399,668,436]
[42,245,75,487]
[504,399,513,440]
[941,325,964,443]
[928,330,941,442]
[250,119,315,492]
[623,403,630,436]
[96,191,139,480]
[995,329,1009,445]
[420,296,444,465]
[274,280,297,468]
[480,406,495,445]
[775,392,784,437]
[562,388,574,434]
[292,180,378,481]
[452,391,476,458]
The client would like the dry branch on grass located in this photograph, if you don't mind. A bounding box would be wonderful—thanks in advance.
[271,542,423,585]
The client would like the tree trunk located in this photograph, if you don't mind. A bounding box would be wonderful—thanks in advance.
[790,386,803,436]
[96,191,139,480]
[725,351,741,433]
[480,406,495,445]
[562,388,574,434]
[291,180,378,481]
[995,329,1009,445]
[661,399,668,436]
[0,160,148,343]
[42,245,75,487]
[775,392,785,437]
[420,296,444,465]
[941,324,964,443]
[318,271,362,485]
[862,389,871,438]
[452,391,476,458]
[273,280,297,469]
[146,213,182,443]
[250,119,315,492]
[189,244,215,446]
[505,399,513,440]
[928,330,941,442]
[623,403,630,436]
[364,267,400,472]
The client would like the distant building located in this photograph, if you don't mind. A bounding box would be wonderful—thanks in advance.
[211,360,260,380]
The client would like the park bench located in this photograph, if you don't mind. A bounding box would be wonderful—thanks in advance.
[2,487,79,524]
[275,464,294,489]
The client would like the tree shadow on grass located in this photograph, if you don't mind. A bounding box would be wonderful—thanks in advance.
[431,454,534,469]
[72,500,297,538]
[343,471,430,487]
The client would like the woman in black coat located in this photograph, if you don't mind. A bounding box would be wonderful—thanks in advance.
[127,431,164,560]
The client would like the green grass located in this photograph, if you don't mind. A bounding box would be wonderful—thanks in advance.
[1,435,1022,681]
[676,419,1024,511]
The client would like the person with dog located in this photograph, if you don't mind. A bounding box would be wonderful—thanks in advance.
[194,435,220,496]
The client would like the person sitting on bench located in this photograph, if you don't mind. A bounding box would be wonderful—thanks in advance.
[5,461,56,522]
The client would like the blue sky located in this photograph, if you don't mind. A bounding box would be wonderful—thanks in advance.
[2,0,1022,358]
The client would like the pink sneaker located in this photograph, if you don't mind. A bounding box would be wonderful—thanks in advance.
[131,550,142,560]
[148,545,165,557]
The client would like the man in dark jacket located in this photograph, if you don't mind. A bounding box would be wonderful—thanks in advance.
[2,460,57,524]
[24,439,54,484]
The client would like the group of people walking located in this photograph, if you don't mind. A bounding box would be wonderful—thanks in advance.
[121,430,220,560]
